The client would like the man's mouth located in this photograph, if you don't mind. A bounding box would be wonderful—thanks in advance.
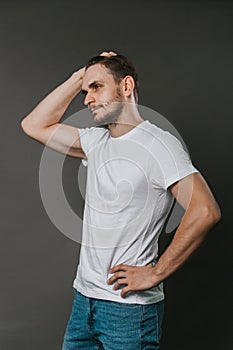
[91,106,102,113]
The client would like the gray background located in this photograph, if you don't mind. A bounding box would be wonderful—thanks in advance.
[1,0,232,349]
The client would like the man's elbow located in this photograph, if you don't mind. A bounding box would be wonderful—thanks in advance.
[21,118,29,134]
[200,202,221,228]
[21,117,34,137]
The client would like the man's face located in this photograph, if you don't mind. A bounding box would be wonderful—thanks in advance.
[81,64,124,126]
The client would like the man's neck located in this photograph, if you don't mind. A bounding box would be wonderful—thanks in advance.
[107,111,144,139]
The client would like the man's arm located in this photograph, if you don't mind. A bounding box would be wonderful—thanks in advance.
[107,172,221,297]
[21,51,117,158]
[149,172,221,284]
[21,67,86,158]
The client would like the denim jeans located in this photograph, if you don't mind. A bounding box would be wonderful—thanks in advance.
[62,288,164,350]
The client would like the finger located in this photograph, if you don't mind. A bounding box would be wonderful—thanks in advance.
[121,286,131,298]
[99,51,117,57]
[113,279,127,290]
[114,278,127,286]
[99,51,112,57]
[107,271,125,284]
[109,264,127,274]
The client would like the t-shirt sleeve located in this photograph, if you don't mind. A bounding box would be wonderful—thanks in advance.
[78,126,107,167]
[149,130,199,190]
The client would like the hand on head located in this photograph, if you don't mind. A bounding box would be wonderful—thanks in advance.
[99,51,117,57]
[73,51,117,81]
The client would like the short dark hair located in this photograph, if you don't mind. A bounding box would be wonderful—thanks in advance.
[85,54,139,103]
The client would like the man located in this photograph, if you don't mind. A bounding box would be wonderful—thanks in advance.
[21,51,221,349]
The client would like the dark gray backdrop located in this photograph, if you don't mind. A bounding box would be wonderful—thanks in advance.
[1,0,232,349]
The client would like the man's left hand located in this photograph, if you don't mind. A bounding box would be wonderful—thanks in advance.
[107,263,157,298]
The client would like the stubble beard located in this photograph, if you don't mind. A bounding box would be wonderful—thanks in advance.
[93,88,124,128]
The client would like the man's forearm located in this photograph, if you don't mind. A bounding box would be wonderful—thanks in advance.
[151,205,220,286]
[21,70,84,130]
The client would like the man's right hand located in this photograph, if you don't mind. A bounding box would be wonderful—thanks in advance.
[99,51,117,57]
[71,51,117,80]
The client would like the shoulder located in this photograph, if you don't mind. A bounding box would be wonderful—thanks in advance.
[143,120,187,154]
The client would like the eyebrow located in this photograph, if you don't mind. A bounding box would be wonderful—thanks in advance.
[81,80,103,94]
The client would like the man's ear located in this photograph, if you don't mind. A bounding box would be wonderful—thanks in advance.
[122,75,135,98]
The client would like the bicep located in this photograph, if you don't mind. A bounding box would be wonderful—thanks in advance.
[22,122,86,159]
[169,172,220,213]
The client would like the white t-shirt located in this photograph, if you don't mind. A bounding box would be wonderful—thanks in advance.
[73,119,198,304]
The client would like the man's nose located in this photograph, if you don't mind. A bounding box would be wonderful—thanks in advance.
[84,91,95,106]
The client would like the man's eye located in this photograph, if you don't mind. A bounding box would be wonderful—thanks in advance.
[94,84,101,89]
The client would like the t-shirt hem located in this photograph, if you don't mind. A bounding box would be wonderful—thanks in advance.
[73,282,165,305]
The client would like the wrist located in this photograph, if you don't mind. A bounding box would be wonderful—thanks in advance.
[70,66,86,82]
[66,71,83,94]
[69,71,83,84]
[150,265,164,286]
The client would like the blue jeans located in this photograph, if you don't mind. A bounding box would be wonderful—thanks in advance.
[62,288,164,350]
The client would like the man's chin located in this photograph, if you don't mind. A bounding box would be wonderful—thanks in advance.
[92,111,108,126]
[92,107,122,126]
[93,115,108,127]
